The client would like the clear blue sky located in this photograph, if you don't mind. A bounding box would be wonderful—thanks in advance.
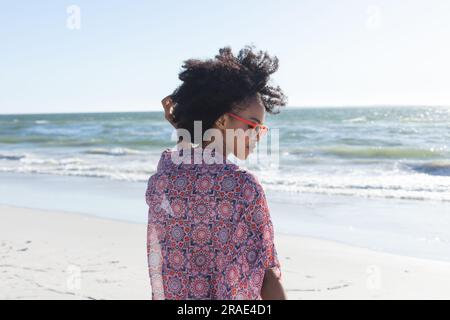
[1,0,450,114]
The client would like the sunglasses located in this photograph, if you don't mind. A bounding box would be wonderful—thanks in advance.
[226,112,269,136]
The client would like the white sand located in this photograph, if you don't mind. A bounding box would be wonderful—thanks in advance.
[0,205,149,300]
[1,204,450,300]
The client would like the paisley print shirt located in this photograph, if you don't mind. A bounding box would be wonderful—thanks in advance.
[146,148,281,300]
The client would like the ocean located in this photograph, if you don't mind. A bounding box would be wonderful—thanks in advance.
[1,106,449,202]
[1,106,450,261]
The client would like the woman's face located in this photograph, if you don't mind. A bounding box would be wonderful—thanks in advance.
[220,96,266,160]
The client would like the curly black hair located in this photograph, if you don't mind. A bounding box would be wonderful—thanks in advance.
[169,45,287,141]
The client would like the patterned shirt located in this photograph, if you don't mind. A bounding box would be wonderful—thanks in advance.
[146,148,281,300]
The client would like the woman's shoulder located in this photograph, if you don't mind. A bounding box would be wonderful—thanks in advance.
[229,167,260,184]
[146,149,172,183]
[148,148,263,188]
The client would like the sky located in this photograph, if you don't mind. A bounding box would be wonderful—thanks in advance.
[1,0,450,114]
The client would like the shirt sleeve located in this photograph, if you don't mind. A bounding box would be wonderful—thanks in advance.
[239,171,282,282]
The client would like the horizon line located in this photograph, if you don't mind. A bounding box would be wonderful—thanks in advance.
[1,104,450,116]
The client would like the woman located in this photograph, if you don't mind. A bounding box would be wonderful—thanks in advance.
[146,46,287,300]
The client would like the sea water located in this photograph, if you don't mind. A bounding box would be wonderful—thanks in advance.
[1,107,449,202]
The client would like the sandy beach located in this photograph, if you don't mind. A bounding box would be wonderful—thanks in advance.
[2,204,450,300]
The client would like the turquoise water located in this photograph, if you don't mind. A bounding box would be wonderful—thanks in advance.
[1,107,449,201]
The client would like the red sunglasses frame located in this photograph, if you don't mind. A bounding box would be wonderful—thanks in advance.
[226,112,269,136]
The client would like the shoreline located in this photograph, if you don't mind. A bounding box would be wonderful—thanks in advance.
[2,201,449,266]
[2,204,450,299]
[1,171,450,263]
